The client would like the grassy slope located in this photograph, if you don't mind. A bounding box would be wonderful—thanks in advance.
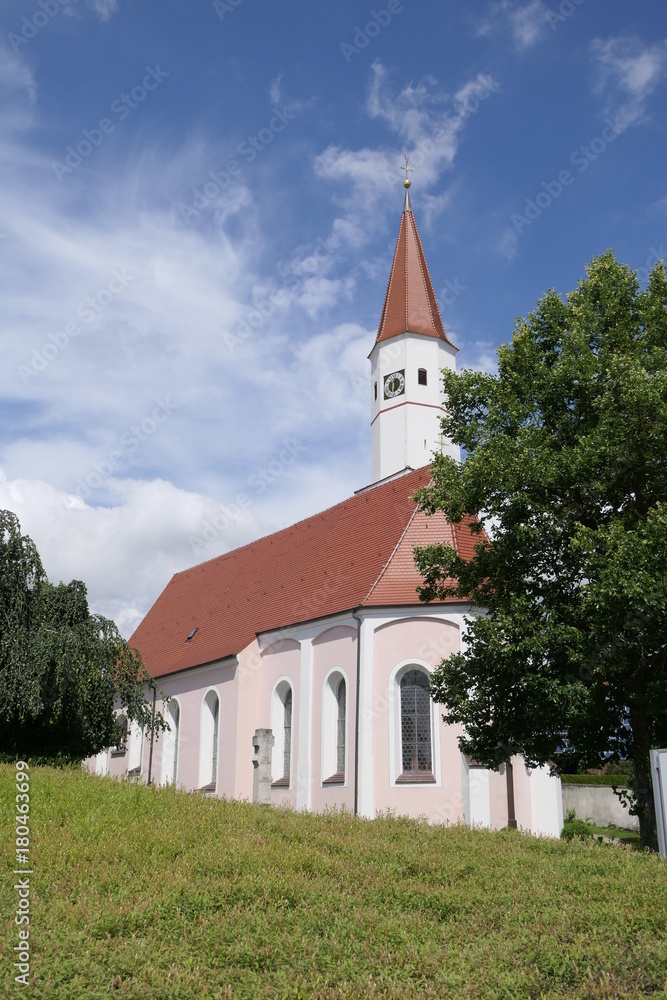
[1,765,666,1000]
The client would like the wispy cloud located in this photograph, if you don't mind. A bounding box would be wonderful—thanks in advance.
[474,1,548,51]
[509,0,548,50]
[591,35,667,126]
[314,62,498,247]
[87,0,119,22]
[498,226,518,261]
[269,74,282,105]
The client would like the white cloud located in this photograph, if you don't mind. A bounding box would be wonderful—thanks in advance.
[0,44,37,130]
[474,1,547,51]
[269,74,282,105]
[313,63,498,248]
[0,470,263,637]
[498,226,518,261]
[86,0,119,21]
[591,35,667,126]
[510,0,547,50]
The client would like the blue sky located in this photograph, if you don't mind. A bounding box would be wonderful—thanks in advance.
[1,0,666,635]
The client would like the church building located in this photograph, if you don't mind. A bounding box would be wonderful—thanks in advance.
[98,180,563,837]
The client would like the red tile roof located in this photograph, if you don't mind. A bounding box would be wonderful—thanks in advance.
[130,467,478,679]
[373,202,456,349]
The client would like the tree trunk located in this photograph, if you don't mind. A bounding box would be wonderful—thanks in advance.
[630,703,659,852]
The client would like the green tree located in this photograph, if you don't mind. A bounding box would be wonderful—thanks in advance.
[414,252,667,850]
[0,510,164,762]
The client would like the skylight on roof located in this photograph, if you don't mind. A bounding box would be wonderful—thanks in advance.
[186,627,198,642]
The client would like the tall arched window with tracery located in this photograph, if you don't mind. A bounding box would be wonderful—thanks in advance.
[399,669,433,778]
[336,679,346,775]
[322,670,347,784]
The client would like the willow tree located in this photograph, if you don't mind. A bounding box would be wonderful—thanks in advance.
[0,510,162,762]
[415,252,667,850]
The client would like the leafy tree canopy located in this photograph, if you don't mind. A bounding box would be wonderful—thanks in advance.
[414,252,667,849]
[0,510,164,763]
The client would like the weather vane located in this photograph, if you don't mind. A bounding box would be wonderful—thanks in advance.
[402,154,412,189]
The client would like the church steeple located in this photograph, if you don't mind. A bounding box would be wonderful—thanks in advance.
[369,173,459,485]
[373,180,454,349]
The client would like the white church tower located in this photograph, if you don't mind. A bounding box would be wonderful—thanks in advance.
[369,176,459,484]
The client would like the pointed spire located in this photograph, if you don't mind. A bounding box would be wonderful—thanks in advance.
[373,170,455,349]
[402,153,412,213]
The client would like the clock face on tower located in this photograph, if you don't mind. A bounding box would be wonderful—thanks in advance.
[383,369,406,399]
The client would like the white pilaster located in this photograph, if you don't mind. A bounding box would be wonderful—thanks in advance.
[357,616,375,819]
[296,637,313,811]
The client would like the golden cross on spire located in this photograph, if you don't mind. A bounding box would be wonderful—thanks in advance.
[402,154,412,189]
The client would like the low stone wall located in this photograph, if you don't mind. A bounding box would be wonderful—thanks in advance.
[562,784,638,831]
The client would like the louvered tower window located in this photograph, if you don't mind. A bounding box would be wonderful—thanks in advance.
[418,368,427,385]
[400,670,432,774]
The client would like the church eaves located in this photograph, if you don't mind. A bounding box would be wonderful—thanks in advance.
[373,188,456,350]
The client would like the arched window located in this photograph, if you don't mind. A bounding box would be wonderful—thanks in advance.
[322,671,347,784]
[271,681,293,788]
[161,699,180,786]
[336,680,346,774]
[199,690,220,791]
[399,669,433,778]
[283,688,292,779]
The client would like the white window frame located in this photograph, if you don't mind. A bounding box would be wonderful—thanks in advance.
[270,678,294,787]
[321,667,349,785]
[198,688,220,790]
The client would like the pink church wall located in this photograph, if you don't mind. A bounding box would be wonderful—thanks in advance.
[249,638,300,809]
[310,625,357,814]
[149,660,237,793]
[85,614,560,839]
[371,617,464,822]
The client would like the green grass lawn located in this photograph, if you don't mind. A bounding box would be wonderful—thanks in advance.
[2,765,666,999]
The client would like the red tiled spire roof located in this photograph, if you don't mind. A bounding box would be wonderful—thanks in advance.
[130,467,478,679]
[373,191,456,349]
